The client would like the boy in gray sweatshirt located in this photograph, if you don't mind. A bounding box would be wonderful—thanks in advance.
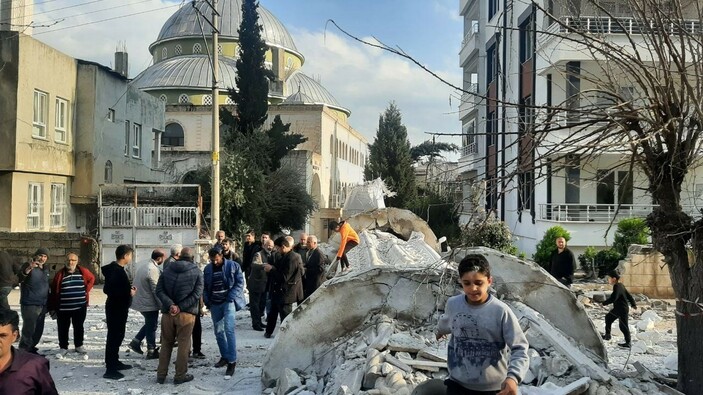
[437,254,529,395]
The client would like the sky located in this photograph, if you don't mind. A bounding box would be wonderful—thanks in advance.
[29,0,464,155]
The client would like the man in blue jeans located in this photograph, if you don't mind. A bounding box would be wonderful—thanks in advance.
[203,248,245,379]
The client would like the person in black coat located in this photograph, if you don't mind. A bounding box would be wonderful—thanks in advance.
[263,236,304,338]
[601,270,637,348]
[550,237,575,287]
[302,235,328,299]
[102,245,137,380]
[242,230,262,280]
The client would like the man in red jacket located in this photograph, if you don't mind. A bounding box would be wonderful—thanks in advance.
[0,309,58,394]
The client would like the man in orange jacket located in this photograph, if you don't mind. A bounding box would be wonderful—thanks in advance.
[329,220,360,272]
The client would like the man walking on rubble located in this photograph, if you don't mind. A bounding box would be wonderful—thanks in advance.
[329,220,360,274]
[155,247,203,385]
[550,237,575,288]
[203,248,245,378]
[263,236,304,338]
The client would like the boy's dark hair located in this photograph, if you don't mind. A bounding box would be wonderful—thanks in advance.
[261,231,271,237]
[328,221,340,230]
[458,254,491,278]
[151,249,165,260]
[274,236,291,248]
[115,245,134,260]
[607,270,621,280]
[223,237,233,244]
[246,229,256,236]
[208,247,223,257]
[0,308,20,332]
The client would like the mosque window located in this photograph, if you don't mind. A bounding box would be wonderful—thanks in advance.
[178,94,190,104]
[286,57,293,70]
[217,44,223,55]
[225,97,235,105]
[162,47,167,59]
[104,161,113,183]
[159,94,168,102]
[202,95,213,105]
[163,123,185,147]
[193,43,202,54]
[175,44,182,55]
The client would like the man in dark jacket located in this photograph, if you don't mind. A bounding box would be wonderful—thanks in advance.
[303,235,328,299]
[263,236,304,338]
[0,309,58,395]
[18,247,51,354]
[550,237,576,288]
[155,247,203,385]
[102,245,136,380]
[292,232,308,257]
[0,250,19,311]
[203,248,245,378]
[249,239,273,331]
[242,230,261,280]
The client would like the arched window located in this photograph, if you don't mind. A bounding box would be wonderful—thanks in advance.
[217,44,223,55]
[104,161,113,183]
[163,123,185,147]
[225,96,235,105]
[162,47,167,59]
[175,44,182,55]
[202,94,213,105]
[178,94,190,104]
[159,94,168,102]
[193,43,202,54]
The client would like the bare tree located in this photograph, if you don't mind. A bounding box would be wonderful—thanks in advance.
[332,0,703,391]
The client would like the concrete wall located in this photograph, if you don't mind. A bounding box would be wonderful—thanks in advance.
[621,246,675,299]
[0,231,99,280]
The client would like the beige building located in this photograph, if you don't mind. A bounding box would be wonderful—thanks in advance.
[131,0,369,240]
[0,32,167,233]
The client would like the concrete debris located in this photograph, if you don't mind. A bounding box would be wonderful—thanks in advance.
[261,209,678,395]
[664,353,678,371]
[342,178,395,218]
[344,208,441,252]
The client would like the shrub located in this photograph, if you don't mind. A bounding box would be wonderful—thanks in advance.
[578,246,598,277]
[595,248,622,277]
[612,217,650,258]
[533,226,571,270]
[462,217,518,256]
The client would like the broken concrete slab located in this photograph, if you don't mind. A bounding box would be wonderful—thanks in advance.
[345,208,440,252]
[387,333,426,353]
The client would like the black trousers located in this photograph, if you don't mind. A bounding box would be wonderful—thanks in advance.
[57,306,87,349]
[192,314,202,353]
[339,240,358,269]
[605,310,631,344]
[249,290,266,326]
[105,304,128,371]
[265,297,293,336]
[445,379,498,395]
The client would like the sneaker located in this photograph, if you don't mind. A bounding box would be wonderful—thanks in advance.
[264,332,272,339]
[146,348,159,360]
[103,370,124,380]
[191,351,206,359]
[129,339,143,355]
[618,342,631,348]
[57,348,69,358]
[174,374,194,385]
[115,362,133,371]
[214,357,228,368]
[156,377,166,384]
[75,346,87,354]
[225,362,236,379]
[252,325,264,332]
[601,333,611,341]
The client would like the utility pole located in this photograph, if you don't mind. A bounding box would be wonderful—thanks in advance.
[201,0,220,237]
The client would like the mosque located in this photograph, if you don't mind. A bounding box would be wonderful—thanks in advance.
[131,0,369,239]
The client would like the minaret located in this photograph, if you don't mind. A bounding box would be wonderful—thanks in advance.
[114,41,129,78]
[0,0,33,35]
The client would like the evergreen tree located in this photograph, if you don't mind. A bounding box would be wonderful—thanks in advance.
[267,115,307,172]
[224,0,271,137]
[364,103,417,208]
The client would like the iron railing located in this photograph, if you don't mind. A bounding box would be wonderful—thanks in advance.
[538,203,701,223]
[101,207,197,228]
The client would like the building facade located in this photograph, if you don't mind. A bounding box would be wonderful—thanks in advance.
[458,0,703,256]
[0,32,166,233]
[131,0,369,240]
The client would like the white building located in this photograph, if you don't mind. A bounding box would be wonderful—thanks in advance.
[458,0,703,256]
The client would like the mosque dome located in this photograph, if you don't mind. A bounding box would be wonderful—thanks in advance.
[283,72,350,116]
[151,0,300,59]
[131,55,238,91]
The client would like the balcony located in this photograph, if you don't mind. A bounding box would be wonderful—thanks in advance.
[538,203,701,223]
[459,83,481,118]
[101,206,198,228]
[460,21,479,66]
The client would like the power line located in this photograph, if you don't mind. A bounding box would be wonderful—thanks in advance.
[6,0,69,11]
[9,0,108,21]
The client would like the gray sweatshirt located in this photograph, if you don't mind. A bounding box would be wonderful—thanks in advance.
[437,294,529,392]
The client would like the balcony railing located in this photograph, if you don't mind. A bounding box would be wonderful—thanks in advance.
[461,142,478,157]
[557,16,701,35]
[101,207,198,228]
[538,203,701,223]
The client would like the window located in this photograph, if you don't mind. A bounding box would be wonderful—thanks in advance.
[162,47,167,59]
[202,94,213,105]
[217,44,223,54]
[565,163,580,204]
[107,108,115,122]
[193,43,202,54]
[163,123,185,147]
[618,171,633,205]
[124,121,130,156]
[50,183,66,228]
[132,123,142,158]
[27,183,43,230]
[33,90,48,138]
[178,94,190,104]
[159,94,167,102]
[55,98,68,143]
[519,15,535,64]
[225,97,235,105]
[486,111,497,146]
[175,44,182,55]
[104,161,113,183]
[486,44,497,85]
[489,0,499,20]
[565,61,581,125]
[597,170,615,205]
